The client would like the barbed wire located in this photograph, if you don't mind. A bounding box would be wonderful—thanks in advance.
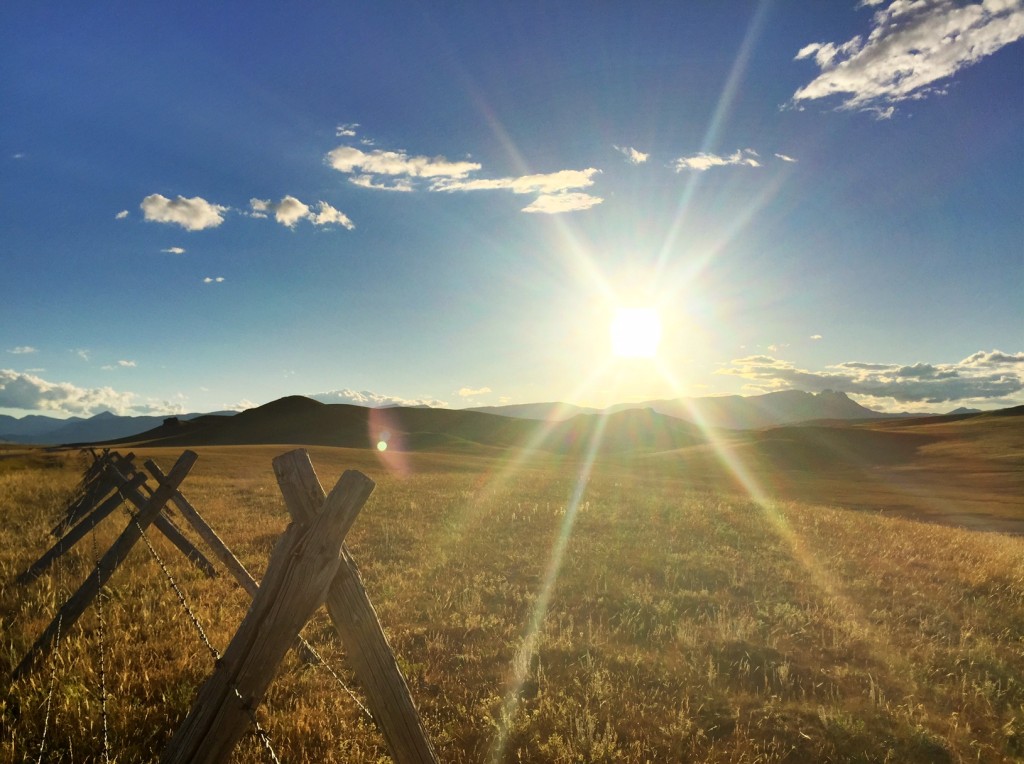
[298,628,373,720]
[91,529,111,764]
[35,608,62,764]
[126,504,282,763]
[130,509,221,663]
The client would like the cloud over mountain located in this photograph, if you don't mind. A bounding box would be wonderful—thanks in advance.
[0,369,135,415]
[720,349,1024,407]
[310,388,449,408]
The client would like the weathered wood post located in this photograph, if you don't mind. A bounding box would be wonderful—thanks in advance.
[17,471,149,585]
[50,451,130,537]
[145,460,321,665]
[161,468,375,764]
[13,450,199,679]
[273,449,439,764]
[145,459,260,596]
[104,456,218,578]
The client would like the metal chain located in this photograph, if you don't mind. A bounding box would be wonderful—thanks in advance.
[91,530,111,764]
[127,506,282,763]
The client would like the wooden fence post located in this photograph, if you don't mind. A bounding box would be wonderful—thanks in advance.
[104,458,218,578]
[50,452,130,537]
[17,471,150,585]
[13,450,199,679]
[161,468,375,764]
[144,460,259,596]
[273,449,439,764]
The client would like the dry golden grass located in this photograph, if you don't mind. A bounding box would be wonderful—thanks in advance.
[1,444,1022,762]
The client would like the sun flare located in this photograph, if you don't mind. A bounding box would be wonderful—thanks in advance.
[609,307,662,359]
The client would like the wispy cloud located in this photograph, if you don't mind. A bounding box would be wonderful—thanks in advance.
[435,168,604,214]
[141,194,227,231]
[101,359,136,371]
[115,210,129,220]
[330,137,604,214]
[250,196,355,230]
[793,0,1024,114]
[614,145,650,164]
[810,334,823,340]
[774,153,798,163]
[719,349,1024,407]
[673,148,761,172]
[74,348,90,361]
[7,346,37,355]
[336,122,359,137]
[310,388,450,408]
[327,146,480,179]
[349,174,414,192]
[224,398,256,412]
[458,386,492,398]
[161,246,186,254]
[522,192,604,214]
[0,368,135,415]
[202,277,225,283]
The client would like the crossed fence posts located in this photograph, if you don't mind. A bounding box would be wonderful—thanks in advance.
[12,447,438,764]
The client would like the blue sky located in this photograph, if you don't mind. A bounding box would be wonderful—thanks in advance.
[2,1,1022,418]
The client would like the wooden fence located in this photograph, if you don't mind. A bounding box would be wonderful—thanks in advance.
[13,447,438,763]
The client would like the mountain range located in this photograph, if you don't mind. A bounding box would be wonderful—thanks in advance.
[0,410,231,445]
[0,390,961,447]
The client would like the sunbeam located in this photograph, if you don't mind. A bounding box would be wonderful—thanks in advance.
[486,410,610,764]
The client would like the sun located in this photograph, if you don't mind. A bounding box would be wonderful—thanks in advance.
[609,307,662,359]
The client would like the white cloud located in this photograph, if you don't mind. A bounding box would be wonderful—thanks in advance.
[458,386,492,398]
[718,349,1024,407]
[141,194,227,231]
[7,346,37,354]
[332,138,604,214]
[434,167,601,195]
[327,146,481,179]
[614,145,650,164]
[74,348,90,361]
[250,196,354,229]
[161,246,186,254]
[310,201,355,229]
[249,198,270,218]
[522,192,604,214]
[774,153,798,163]
[272,195,311,227]
[0,369,135,416]
[336,123,360,137]
[118,360,136,368]
[225,399,256,412]
[202,277,225,283]
[349,174,414,192]
[673,149,761,172]
[12,152,26,160]
[115,210,129,220]
[793,0,1024,113]
[310,388,450,408]
[810,334,823,340]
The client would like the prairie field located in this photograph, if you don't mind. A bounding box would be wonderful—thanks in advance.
[1,436,1023,762]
